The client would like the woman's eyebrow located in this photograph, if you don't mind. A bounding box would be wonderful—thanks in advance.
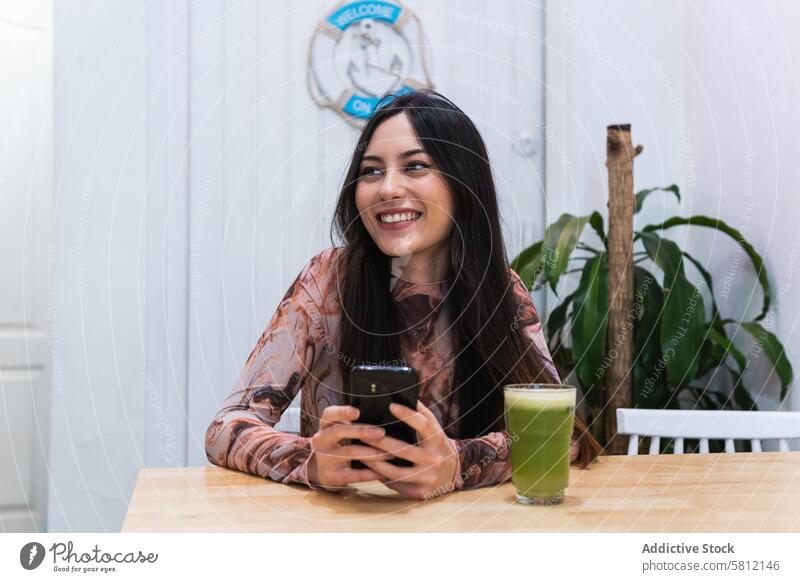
[361,148,427,162]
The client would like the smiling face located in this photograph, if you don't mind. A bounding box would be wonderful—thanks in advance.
[355,112,455,267]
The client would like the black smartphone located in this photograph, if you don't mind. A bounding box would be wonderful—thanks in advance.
[347,364,420,469]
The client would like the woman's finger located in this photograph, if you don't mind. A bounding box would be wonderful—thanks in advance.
[335,444,395,462]
[388,402,436,441]
[416,400,440,424]
[319,405,359,429]
[311,444,392,463]
[365,434,425,464]
[318,423,385,447]
[361,459,430,485]
[338,467,383,484]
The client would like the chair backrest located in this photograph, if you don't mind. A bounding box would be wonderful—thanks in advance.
[616,408,800,455]
[273,406,301,435]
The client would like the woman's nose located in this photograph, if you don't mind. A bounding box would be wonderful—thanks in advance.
[378,166,406,200]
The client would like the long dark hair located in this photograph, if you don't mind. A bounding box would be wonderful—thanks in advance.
[331,89,601,467]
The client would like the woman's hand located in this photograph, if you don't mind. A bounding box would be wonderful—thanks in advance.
[360,400,459,500]
[570,439,579,463]
[307,405,394,491]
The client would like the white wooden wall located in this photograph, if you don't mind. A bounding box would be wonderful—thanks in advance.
[51,0,546,531]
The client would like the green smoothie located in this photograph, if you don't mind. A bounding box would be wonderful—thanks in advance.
[504,386,576,504]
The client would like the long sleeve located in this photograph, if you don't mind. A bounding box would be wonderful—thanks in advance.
[204,255,327,489]
[450,268,562,490]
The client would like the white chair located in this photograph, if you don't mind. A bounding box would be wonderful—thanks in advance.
[273,405,301,435]
[616,408,800,455]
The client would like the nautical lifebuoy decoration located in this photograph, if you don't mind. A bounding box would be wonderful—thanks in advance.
[308,0,434,127]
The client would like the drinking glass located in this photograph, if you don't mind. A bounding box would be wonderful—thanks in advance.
[504,384,576,505]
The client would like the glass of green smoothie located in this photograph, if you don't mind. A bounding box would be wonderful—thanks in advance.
[504,384,576,505]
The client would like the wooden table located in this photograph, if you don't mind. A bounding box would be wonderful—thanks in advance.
[121,452,800,532]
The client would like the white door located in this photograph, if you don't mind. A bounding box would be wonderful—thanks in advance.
[0,0,52,532]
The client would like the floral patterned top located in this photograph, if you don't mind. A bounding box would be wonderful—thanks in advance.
[204,246,561,491]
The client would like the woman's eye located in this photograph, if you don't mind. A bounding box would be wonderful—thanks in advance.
[407,162,430,172]
[359,162,429,177]
[359,166,382,177]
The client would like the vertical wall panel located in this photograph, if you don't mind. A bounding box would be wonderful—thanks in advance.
[220,0,257,440]
[253,1,292,337]
[185,0,227,465]
[143,0,190,471]
[287,2,327,282]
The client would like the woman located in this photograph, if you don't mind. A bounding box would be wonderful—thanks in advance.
[205,89,602,500]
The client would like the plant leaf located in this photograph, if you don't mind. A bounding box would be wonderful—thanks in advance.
[588,211,607,249]
[643,215,770,321]
[639,231,685,285]
[661,273,706,386]
[692,385,730,410]
[632,267,665,406]
[706,327,747,374]
[727,365,758,411]
[546,290,576,340]
[570,254,609,405]
[543,213,591,291]
[511,241,543,291]
[511,240,541,273]
[739,322,794,401]
[640,232,705,386]
[639,231,708,385]
[687,385,737,414]
[682,251,720,321]
[688,386,717,410]
[635,184,681,214]
[633,267,663,345]
[633,375,667,408]
[550,345,574,383]
[697,337,726,379]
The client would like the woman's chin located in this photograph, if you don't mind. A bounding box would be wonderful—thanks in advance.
[382,245,415,258]
[375,236,416,258]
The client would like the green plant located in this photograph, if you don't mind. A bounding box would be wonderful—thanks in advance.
[511,185,793,438]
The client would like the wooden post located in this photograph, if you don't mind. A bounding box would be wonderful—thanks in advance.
[604,124,642,455]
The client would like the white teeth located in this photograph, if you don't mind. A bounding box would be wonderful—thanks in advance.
[380,212,421,224]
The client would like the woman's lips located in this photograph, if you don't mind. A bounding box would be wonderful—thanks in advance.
[376,214,421,231]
